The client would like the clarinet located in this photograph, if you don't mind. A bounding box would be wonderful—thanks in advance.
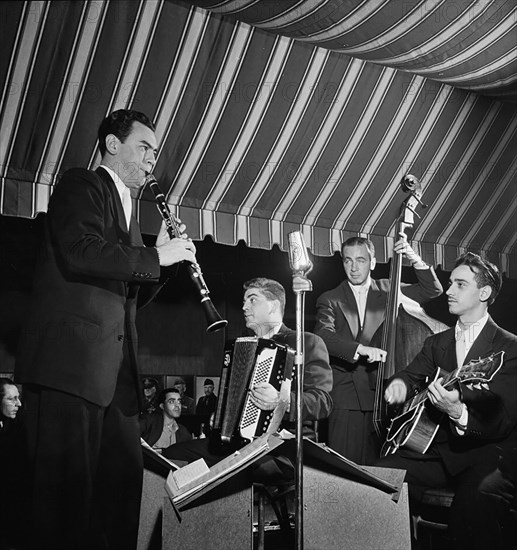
[146,174,228,333]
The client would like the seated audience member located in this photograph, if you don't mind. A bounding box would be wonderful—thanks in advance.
[140,377,159,417]
[163,277,333,479]
[173,377,196,415]
[0,378,28,550]
[140,388,192,451]
[377,253,517,550]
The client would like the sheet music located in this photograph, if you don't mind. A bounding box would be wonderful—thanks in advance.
[140,437,181,471]
[170,458,210,491]
[166,432,284,508]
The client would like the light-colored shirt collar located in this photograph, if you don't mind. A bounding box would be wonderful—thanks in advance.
[99,164,128,203]
[348,276,371,296]
[455,313,489,354]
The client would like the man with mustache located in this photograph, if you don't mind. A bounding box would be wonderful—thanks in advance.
[378,252,517,549]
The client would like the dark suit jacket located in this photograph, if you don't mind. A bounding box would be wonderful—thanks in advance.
[16,167,161,407]
[271,324,333,431]
[140,412,192,447]
[394,316,517,475]
[196,393,217,416]
[315,269,442,410]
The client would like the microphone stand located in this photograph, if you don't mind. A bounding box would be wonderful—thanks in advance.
[292,272,312,550]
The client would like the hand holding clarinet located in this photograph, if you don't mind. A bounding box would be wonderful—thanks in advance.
[155,217,197,267]
[147,174,227,332]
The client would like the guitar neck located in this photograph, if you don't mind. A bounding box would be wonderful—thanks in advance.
[409,369,459,409]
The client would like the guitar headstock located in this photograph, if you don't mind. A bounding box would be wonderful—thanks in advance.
[457,351,505,384]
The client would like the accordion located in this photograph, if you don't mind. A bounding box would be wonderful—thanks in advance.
[209,337,295,453]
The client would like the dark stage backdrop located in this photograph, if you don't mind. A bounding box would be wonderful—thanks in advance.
[1,214,516,378]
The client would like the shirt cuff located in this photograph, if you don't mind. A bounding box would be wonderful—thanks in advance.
[450,403,468,433]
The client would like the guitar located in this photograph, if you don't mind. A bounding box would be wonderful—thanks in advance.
[382,351,505,456]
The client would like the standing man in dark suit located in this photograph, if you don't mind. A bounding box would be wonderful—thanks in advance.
[315,235,443,464]
[378,252,517,550]
[15,109,197,550]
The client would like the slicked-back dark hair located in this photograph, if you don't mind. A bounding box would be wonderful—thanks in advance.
[98,109,155,156]
[243,277,286,315]
[0,377,16,399]
[454,252,502,305]
[159,387,181,405]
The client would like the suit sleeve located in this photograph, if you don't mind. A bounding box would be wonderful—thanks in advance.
[289,333,333,422]
[314,293,360,361]
[390,334,439,395]
[401,266,443,304]
[47,168,160,283]
[461,335,517,440]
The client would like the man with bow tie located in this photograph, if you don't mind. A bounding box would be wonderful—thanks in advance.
[378,252,517,550]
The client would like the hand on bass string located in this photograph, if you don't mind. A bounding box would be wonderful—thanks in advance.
[356,344,387,363]
[393,232,427,268]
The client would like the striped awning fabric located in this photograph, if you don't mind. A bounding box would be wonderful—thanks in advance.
[1,1,516,275]
[191,0,517,102]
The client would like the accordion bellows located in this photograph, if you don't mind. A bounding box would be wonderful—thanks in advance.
[210,337,294,452]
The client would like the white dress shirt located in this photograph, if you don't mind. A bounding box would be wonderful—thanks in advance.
[100,164,132,229]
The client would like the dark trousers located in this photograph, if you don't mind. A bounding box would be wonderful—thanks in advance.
[328,409,381,465]
[24,368,142,550]
[378,446,505,550]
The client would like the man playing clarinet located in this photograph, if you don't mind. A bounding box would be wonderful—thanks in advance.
[16,109,196,550]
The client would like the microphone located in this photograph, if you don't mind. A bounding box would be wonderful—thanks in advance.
[288,231,312,275]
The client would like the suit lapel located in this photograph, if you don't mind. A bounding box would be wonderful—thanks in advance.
[436,329,457,373]
[360,280,386,344]
[336,282,361,339]
[463,317,497,365]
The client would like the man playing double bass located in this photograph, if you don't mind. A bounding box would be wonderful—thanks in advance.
[378,253,517,549]
[315,234,443,464]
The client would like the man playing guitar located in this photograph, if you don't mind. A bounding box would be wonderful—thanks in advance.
[377,252,517,550]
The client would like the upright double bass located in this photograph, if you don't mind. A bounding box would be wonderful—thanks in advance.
[373,175,448,441]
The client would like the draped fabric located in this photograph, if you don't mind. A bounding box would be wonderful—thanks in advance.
[1,0,516,275]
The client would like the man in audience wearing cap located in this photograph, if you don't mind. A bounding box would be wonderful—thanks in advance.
[196,378,217,417]
[173,377,196,415]
[140,377,159,417]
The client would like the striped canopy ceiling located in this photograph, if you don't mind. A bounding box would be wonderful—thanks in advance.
[1,0,516,275]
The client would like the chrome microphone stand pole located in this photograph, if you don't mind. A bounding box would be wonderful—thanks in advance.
[288,230,313,549]
[292,269,312,550]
